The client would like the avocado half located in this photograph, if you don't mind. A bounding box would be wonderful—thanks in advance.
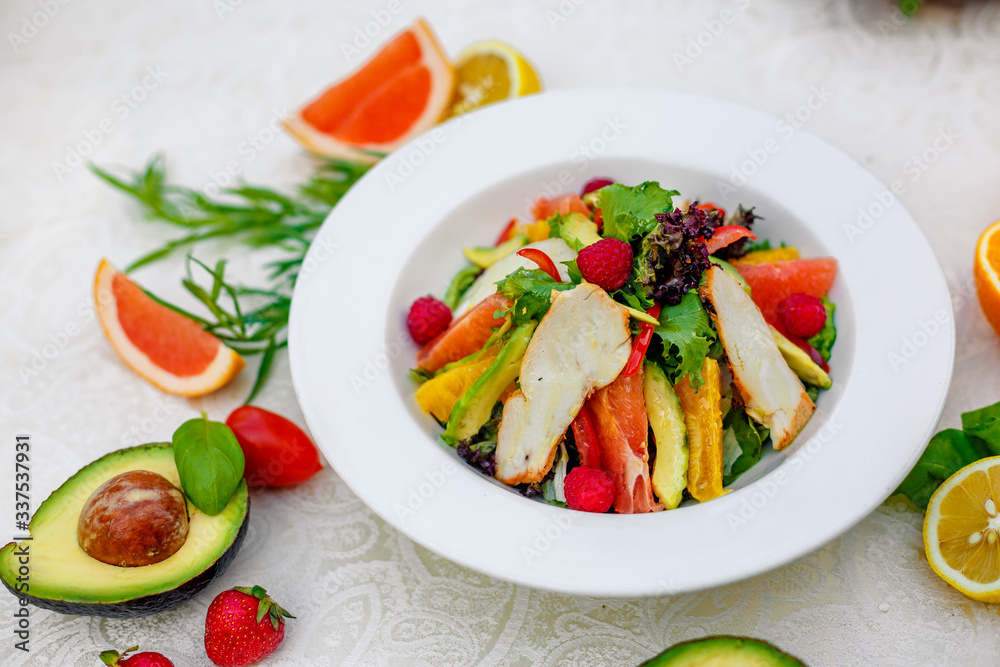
[639,635,807,666]
[0,443,249,618]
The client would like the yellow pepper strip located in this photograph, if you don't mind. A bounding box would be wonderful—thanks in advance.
[730,247,799,265]
[674,357,727,502]
[415,350,499,422]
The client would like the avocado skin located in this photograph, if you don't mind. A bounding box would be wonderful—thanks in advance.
[0,501,249,618]
[638,635,806,666]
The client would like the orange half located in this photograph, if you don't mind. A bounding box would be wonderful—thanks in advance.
[285,18,455,163]
[95,260,245,396]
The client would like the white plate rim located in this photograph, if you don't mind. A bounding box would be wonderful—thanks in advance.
[288,87,955,597]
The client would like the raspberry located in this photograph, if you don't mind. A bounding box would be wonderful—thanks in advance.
[581,177,614,196]
[563,466,615,513]
[577,238,633,291]
[777,293,827,338]
[407,296,451,345]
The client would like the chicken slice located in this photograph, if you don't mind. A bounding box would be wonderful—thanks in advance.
[699,265,815,450]
[494,283,632,485]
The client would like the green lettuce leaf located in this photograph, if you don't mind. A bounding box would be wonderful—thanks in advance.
[597,181,679,242]
[495,267,574,326]
[648,290,716,387]
[807,297,837,362]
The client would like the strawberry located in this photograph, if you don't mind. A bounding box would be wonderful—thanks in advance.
[100,646,174,667]
[204,585,294,667]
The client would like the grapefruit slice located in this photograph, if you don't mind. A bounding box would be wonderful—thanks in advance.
[416,293,511,373]
[95,260,245,396]
[531,193,589,221]
[284,19,455,164]
[734,257,837,328]
[587,369,659,514]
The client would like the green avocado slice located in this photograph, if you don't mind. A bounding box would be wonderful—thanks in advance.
[639,635,807,666]
[444,320,537,443]
[0,443,248,617]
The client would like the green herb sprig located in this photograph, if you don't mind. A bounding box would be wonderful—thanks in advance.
[92,155,370,401]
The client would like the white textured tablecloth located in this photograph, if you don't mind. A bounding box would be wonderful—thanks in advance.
[3,0,1000,664]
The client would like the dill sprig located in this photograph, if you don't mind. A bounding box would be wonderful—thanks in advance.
[92,154,371,402]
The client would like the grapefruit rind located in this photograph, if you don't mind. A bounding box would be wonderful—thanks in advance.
[94,260,245,397]
[284,18,455,163]
[924,456,1000,603]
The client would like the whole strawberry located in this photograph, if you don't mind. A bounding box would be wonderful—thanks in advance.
[100,646,174,667]
[205,585,294,667]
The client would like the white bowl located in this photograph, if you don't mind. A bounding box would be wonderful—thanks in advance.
[288,88,954,597]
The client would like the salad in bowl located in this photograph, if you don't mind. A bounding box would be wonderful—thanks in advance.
[407,179,838,514]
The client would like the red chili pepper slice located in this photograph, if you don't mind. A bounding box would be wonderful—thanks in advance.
[495,217,519,246]
[621,303,662,377]
[704,225,757,255]
[571,403,602,468]
[516,248,561,282]
[696,202,726,218]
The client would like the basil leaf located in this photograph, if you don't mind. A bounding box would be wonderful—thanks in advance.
[172,413,245,515]
[960,401,1000,455]
[894,429,990,509]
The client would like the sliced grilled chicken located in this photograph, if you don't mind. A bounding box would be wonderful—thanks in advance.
[494,283,632,485]
[699,265,815,450]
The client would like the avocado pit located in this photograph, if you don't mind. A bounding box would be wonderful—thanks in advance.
[77,470,189,567]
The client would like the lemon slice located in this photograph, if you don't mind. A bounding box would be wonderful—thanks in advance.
[924,456,1000,601]
[443,40,541,119]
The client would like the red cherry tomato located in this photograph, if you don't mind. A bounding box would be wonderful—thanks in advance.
[225,406,323,487]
